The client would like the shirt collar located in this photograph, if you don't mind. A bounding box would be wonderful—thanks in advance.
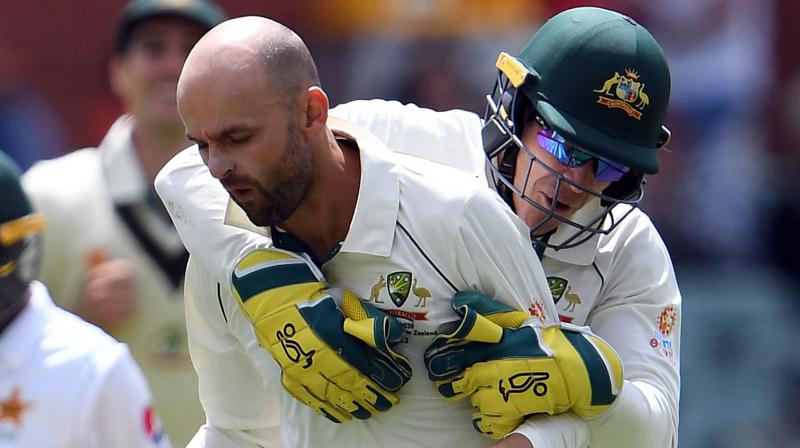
[224,116,400,258]
[99,115,149,204]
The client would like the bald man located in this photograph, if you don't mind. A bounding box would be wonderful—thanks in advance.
[156,16,621,448]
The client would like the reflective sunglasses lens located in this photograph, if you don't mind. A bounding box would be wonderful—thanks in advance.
[595,159,629,182]
[537,129,630,182]
[536,130,570,164]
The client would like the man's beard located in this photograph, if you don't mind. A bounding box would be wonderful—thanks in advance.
[228,125,313,227]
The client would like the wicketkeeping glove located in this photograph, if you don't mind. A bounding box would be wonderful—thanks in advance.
[424,291,623,439]
[231,248,411,423]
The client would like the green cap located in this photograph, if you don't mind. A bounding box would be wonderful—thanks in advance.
[512,7,670,174]
[115,0,227,54]
[0,151,32,225]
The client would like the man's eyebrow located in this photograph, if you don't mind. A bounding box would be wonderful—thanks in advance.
[186,126,250,144]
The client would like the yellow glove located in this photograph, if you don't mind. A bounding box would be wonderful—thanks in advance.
[424,291,623,439]
[231,248,411,423]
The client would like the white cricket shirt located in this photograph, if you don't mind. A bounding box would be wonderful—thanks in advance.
[331,99,682,448]
[155,116,559,448]
[22,115,203,446]
[0,282,170,448]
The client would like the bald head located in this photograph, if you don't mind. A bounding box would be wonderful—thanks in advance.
[178,16,319,109]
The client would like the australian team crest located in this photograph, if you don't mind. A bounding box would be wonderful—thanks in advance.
[548,277,568,304]
[593,68,649,120]
[386,271,412,307]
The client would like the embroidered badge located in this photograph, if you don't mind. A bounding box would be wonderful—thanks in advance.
[593,68,650,119]
[657,305,678,336]
[527,299,547,325]
[386,272,412,307]
[650,305,678,363]
[547,277,567,304]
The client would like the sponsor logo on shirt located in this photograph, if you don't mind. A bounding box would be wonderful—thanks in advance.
[547,276,579,323]
[527,300,547,325]
[386,271,412,307]
[649,305,678,362]
[370,272,432,319]
[143,405,166,444]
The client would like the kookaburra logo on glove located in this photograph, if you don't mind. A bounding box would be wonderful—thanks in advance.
[499,372,549,402]
[277,323,316,369]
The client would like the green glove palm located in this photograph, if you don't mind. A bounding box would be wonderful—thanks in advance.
[424,291,623,439]
[232,248,411,423]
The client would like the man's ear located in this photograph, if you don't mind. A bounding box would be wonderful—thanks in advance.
[302,86,329,135]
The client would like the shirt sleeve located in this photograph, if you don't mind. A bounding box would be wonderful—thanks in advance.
[154,146,268,284]
[513,216,681,448]
[330,99,486,179]
[582,216,681,448]
[84,344,173,448]
[184,256,284,444]
[187,424,284,448]
[450,185,559,327]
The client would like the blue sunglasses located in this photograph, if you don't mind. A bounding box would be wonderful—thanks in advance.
[536,129,629,182]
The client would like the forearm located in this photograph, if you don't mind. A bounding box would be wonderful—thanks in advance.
[511,412,589,448]
[584,379,677,448]
[509,379,676,448]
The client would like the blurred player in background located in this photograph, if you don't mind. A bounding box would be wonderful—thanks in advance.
[0,150,170,447]
[332,6,680,447]
[21,0,226,444]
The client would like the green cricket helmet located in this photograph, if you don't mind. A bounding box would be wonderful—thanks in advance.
[0,151,43,314]
[482,6,671,249]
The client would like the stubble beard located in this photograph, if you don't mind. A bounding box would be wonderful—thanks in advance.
[244,125,313,227]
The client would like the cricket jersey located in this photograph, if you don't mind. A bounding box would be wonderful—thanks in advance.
[331,99,681,448]
[155,116,559,448]
[0,282,170,447]
[22,115,203,446]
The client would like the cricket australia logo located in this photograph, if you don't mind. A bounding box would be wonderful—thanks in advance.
[277,323,315,368]
[498,372,550,402]
[548,277,568,304]
[386,271,412,307]
[593,68,650,120]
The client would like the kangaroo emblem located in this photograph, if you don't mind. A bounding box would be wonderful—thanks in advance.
[593,72,623,95]
[411,278,431,307]
[370,275,386,303]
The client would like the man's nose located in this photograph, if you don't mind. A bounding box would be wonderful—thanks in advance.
[205,148,233,180]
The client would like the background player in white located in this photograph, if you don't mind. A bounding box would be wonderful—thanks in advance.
[21,1,226,444]
[0,150,171,448]
[156,15,623,448]
[331,7,681,448]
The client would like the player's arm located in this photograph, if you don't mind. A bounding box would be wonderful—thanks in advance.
[509,217,680,448]
[423,185,622,443]
[330,100,485,176]
[84,344,172,448]
[577,220,680,448]
[184,256,284,448]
